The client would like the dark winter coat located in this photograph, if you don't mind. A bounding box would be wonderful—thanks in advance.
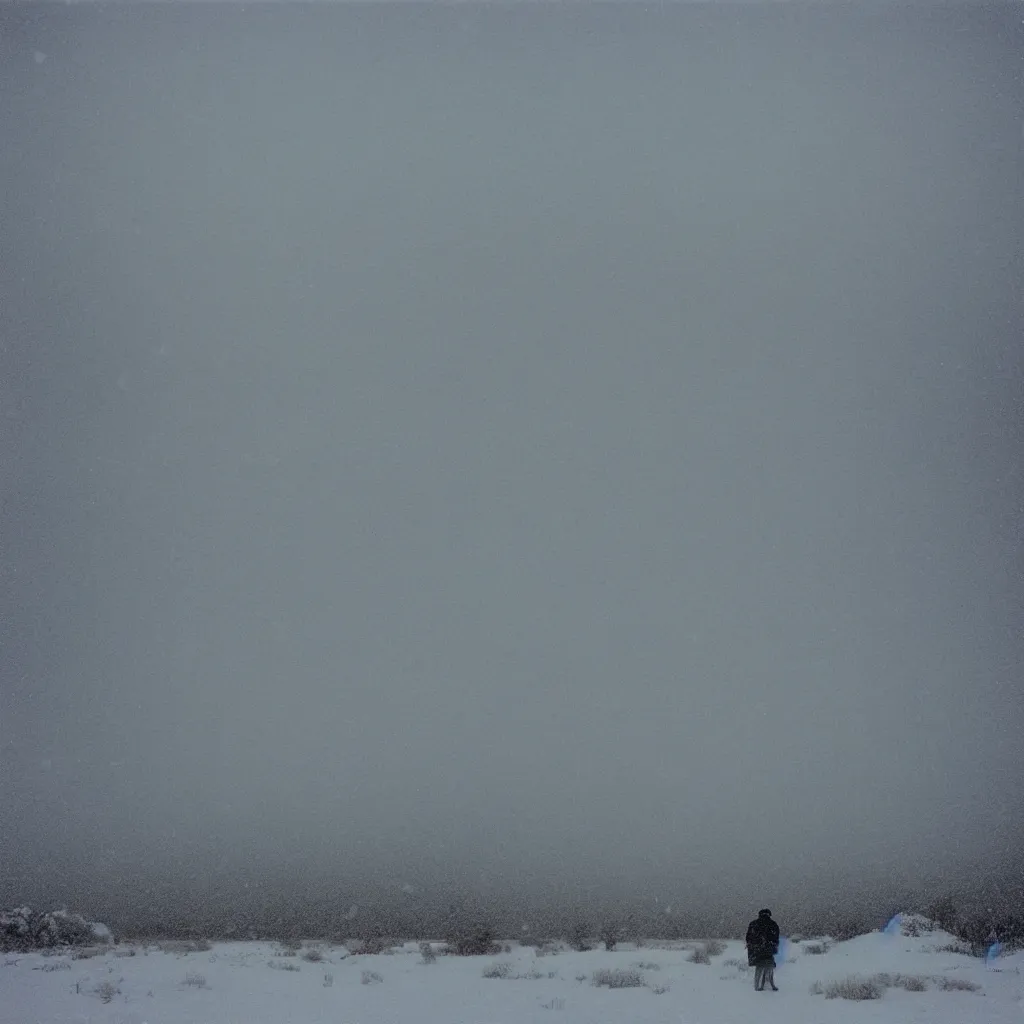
[746,913,780,965]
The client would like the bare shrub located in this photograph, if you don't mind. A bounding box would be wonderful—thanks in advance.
[927,895,958,933]
[600,921,620,951]
[633,961,659,970]
[703,939,726,957]
[935,941,973,956]
[513,967,547,980]
[2,907,96,952]
[94,980,120,1003]
[45,910,95,948]
[301,947,324,963]
[873,972,929,992]
[268,960,300,971]
[575,973,587,982]
[361,969,383,985]
[567,920,592,952]
[39,961,72,972]
[592,967,645,988]
[936,977,980,992]
[533,941,561,957]
[722,958,749,971]
[688,946,711,965]
[810,972,930,999]
[945,914,994,956]
[822,976,884,1000]
[804,942,830,955]
[323,972,334,987]
[419,941,437,964]
[898,914,935,938]
[184,972,207,988]
[649,983,670,995]
[445,922,502,957]
[482,961,513,979]
[347,936,395,955]
[542,997,566,1010]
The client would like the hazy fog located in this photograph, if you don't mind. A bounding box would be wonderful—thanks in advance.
[2,2,1022,935]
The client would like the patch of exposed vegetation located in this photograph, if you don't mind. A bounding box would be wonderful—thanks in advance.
[482,962,513,979]
[592,967,645,988]
[444,922,502,957]
[1,908,96,953]
[94,980,121,1003]
[935,976,981,992]
[822,976,884,1000]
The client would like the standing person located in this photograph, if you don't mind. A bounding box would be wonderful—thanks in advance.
[746,908,780,991]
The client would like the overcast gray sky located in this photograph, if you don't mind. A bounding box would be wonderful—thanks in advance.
[2,2,1023,928]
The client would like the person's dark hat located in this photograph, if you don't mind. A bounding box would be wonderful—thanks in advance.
[758,909,772,918]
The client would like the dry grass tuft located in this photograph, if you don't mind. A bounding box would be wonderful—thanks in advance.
[482,962,513,979]
[592,967,645,988]
[94,980,120,1003]
[936,976,980,992]
[822,976,884,1000]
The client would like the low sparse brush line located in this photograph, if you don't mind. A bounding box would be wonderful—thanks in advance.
[592,967,645,989]
[811,972,975,1000]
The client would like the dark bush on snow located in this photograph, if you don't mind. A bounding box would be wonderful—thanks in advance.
[445,922,502,956]
[1,907,96,952]
[567,921,592,952]
[948,912,1024,955]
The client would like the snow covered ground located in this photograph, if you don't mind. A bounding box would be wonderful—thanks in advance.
[2,927,1021,1024]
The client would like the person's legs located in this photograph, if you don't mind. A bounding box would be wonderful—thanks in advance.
[767,965,778,991]
[753,963,765,990]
